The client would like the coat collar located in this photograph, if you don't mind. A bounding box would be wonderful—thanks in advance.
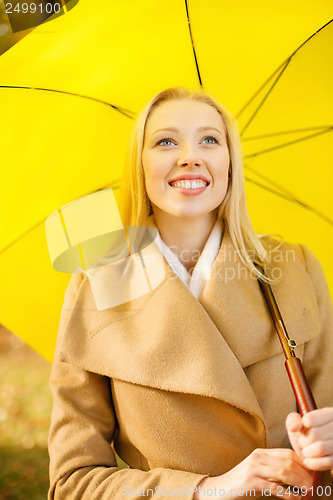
[57,224,319,430]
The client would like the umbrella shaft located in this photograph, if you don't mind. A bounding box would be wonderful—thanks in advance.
[285,357,324,500]
[285,357,316,414]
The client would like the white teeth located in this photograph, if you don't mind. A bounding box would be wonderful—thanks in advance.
[171,180,207,189]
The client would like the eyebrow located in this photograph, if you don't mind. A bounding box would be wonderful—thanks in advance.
[152,126,224,136]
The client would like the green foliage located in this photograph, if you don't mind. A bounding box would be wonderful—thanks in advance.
[0,327,52,499]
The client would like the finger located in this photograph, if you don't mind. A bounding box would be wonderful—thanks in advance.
[257,460,313,489]
[262,447,306,466]
[298,424,333,448]
[287,430,303,457]
[286,412,304,433]
[286,414,306,456]
[261,453,313,480]
[303,456,333,471]
[301,407,333,429]
[302,438,333,459]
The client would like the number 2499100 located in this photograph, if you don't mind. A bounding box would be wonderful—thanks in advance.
[275,485,332,497]
[5,2,61,14]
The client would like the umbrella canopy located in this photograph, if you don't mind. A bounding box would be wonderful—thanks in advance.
[0,0,332,361]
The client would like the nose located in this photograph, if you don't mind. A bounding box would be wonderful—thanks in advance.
[177,143,202,167]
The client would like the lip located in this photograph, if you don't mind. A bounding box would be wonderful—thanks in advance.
[170,185,208,196]
[168,174,210,185]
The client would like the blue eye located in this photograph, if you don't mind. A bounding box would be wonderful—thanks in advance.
[202,135,219,144]
[156,137,174,146]
[155,135,220,147]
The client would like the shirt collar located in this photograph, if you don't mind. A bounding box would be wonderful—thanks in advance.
[147,215,224,299]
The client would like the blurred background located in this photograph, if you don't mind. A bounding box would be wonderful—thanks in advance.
[0,325,51,500]
[0,1,331,497]
[0,4,52,499]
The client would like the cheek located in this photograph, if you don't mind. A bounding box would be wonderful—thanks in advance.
[142,162,163,200]
[142,153,155,189]
[212,152,230,178]
[143,152,170,185]
[222,148,231,168]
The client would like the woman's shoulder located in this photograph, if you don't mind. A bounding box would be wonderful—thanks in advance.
[258,234,318,269]
[63,271,86,301]
[258,234,330,302]
[60,272,93,318]
[56,272,105,348]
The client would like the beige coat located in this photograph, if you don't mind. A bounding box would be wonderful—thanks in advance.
[48,228,333,499]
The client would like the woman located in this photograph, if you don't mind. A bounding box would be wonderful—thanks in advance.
[48,87,333,499]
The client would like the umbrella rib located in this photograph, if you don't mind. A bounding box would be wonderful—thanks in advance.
[236,19,333,126]
[236,64,288,120]
[245,162,312,204]
[240,60,291,136]
[184,0,203,88]
[244,168,333,227]
[242,126,332,141]
[245,176,300,203]
[0,182,121,256]
[0,85,136,119]
[244,127,333,158]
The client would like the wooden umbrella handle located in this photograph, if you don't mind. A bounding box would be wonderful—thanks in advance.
[285,357,317,415]
[254,262,324,498]
[285,357,323,499]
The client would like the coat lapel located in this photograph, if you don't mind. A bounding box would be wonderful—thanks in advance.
[56,224,319,430]
[57,240,264,425]
[200,229,320,369]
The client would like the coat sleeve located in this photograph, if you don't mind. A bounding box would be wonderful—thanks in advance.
[48,274,209,500]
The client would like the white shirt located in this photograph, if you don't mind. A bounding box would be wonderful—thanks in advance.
[147,215,224,300]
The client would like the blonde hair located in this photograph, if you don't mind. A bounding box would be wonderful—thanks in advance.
[117,87,271,281]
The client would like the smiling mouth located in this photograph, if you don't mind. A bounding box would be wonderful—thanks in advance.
[169,179,209,189]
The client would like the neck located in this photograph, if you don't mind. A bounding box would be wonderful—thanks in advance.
[151,209,220,274]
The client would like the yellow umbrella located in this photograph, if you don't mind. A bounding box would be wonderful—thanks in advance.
[0,0,332,361]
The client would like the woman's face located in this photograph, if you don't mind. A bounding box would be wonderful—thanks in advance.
[142,99,230,221]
